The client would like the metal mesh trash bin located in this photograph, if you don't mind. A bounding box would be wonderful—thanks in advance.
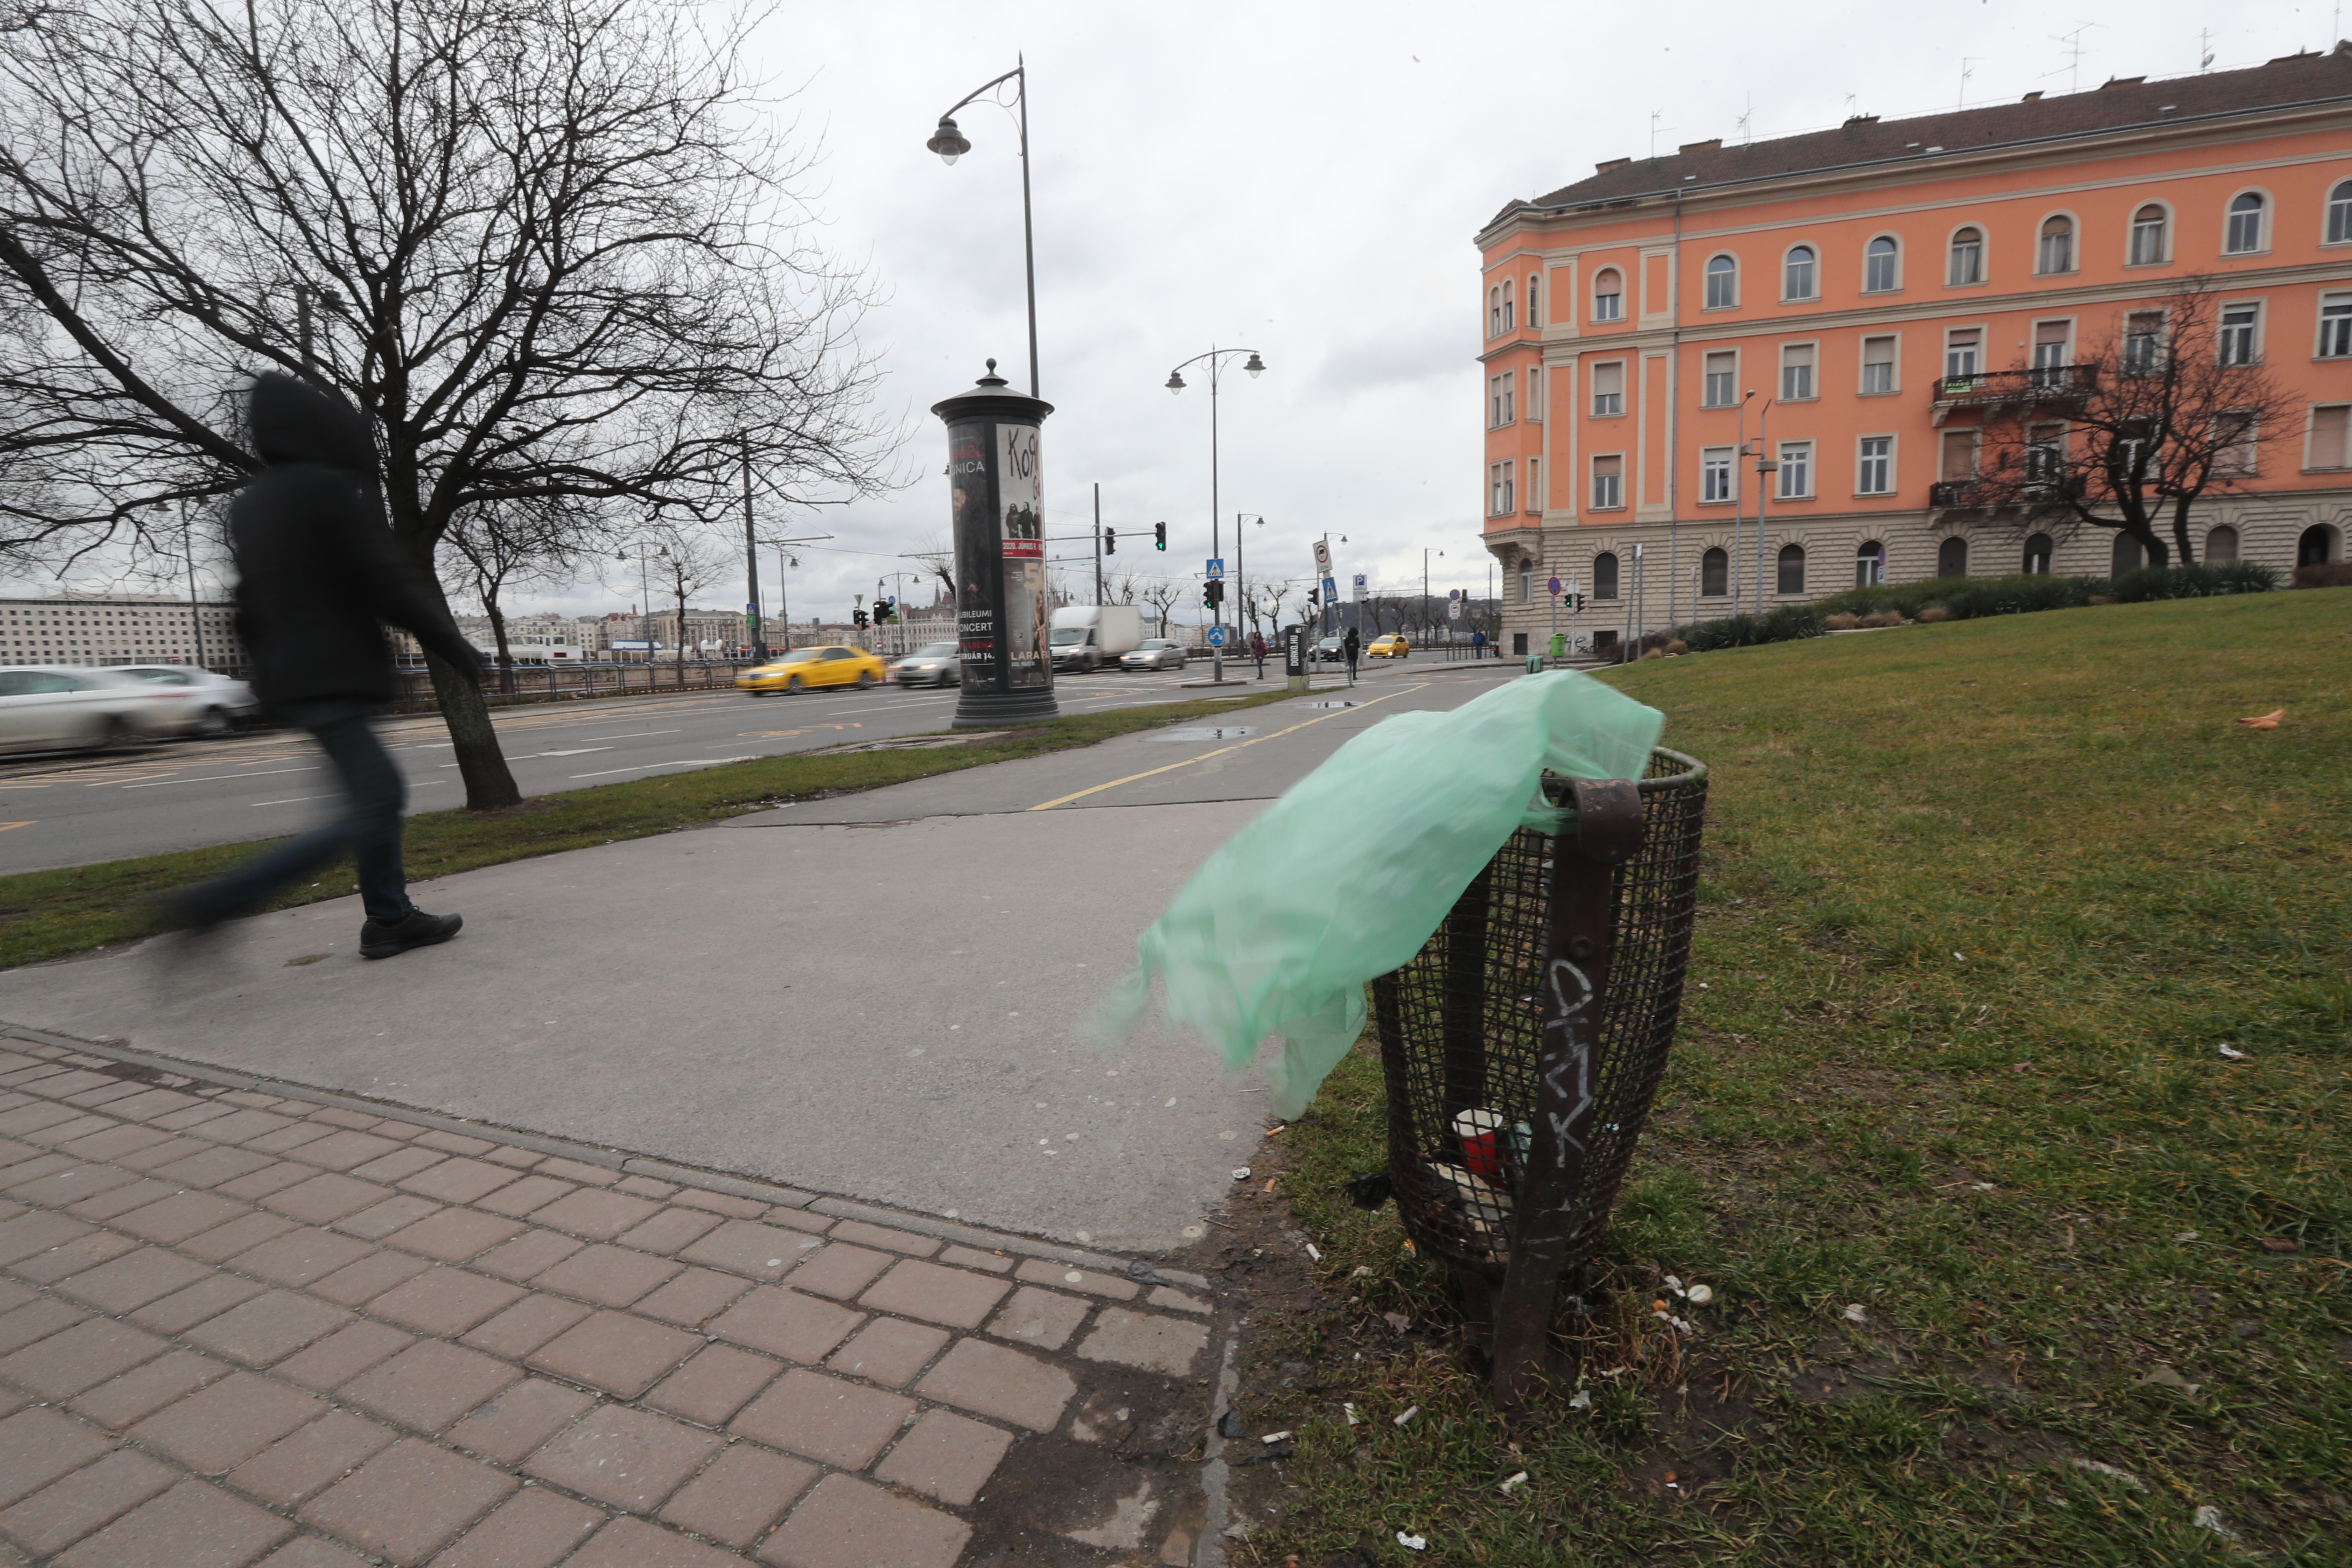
[1371,746,1706,1406]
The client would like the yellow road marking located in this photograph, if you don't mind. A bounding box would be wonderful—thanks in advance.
[1024,684,1426,812]
[0,820,33,831]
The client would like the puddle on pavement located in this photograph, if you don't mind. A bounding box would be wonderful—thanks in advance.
[1144,727,1258,743]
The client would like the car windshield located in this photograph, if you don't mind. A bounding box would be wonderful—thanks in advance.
[1048,628,1087,646]
[1135,641,1174,650]
[769,649,822,664]
[908,643,956,659]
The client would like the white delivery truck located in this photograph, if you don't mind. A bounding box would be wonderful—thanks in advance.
[1048,605,1143,673]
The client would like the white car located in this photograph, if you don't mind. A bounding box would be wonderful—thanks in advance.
[0,666,176,754]
[114,666,258,738]
[891,641,961,688]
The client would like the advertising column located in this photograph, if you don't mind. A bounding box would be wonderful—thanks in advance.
[933,361,1059,728]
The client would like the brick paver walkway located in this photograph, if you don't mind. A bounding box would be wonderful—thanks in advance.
[0,1037,1220,1567]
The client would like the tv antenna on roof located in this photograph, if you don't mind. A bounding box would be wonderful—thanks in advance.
[1958,58,1977,109]
[2199,27,2215,69]
[2045,23,2098,94]
[1649,110,1671,159]
[1736,93,1753,145]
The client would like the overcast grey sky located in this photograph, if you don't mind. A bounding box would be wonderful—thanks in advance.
[17,0,2331,624]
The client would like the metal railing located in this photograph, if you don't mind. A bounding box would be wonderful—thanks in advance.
[387,658,768,714]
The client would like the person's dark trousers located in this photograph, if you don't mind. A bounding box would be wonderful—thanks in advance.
[180,699,411,926]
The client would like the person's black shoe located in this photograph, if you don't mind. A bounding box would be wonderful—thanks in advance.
[360,908,463,960]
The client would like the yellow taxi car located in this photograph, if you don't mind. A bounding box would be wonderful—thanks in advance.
[734,645,888,695]
[1367,633,1410,659]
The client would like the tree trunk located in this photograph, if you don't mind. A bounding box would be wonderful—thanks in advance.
[482,589,517,696]
[2170,496,2199,566]
[425,648,522,809]
[674,594,688,688]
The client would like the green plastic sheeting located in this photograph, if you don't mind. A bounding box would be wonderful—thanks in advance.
[1097,671,1665,1119]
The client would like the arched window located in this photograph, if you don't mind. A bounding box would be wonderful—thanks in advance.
[1518,561,1534,604]
[1700,547,1730,597]
[2204,525,2239,564]
[2330,179,2352,246]
[1783,245,1817,300]
[1948,226,1984,285]
[1527,273,1541,327]
[1488,286,1502,337]
[1777,543,1805,595]
[1864,235,1900,292]
[2037,215,2074,274]
[2111,534,2146,576]
[2300,524,2339,566]
[1501,279,1516,331]
[1704,254,1738,310]
[2130,204,2169,265]
[1592,552,1620,600]
[2224,192,2265,255]
[2023,534,2053,575]
[1937,536,1969,577]
[1854,541,1886,587]
[1592,267,1623,321]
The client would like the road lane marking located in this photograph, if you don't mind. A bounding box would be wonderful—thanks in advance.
[530,748,612,758]
[122,766,320,789]
[569,756,754,779]
[1023,683,1427,812]
[578,729,682,741]
[0,821,33,831]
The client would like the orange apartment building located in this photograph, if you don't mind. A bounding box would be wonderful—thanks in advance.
[1477,45,2352,654]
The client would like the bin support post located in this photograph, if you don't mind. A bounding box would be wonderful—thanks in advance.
[1489,779,1643,1411]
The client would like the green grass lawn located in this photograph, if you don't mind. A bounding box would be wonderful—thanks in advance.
[1249,590,2349,1566]
[0,687,1291,970]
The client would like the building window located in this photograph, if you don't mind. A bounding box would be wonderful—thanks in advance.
[2212,412,2257,476]
[2312,404,2352,468]
[1591,454,1624,509]
[1854,541,1886,586]
[1777,543,1805,595]
[1591,361,1625,417]
[2026,423,2067,493]
[1704,253,1737,310]
[2037,215,2075,274]
[2206,525,2239,563]
[2224,192,2265,255]
[2112,534,2145,576]
[1488,286,1502,338]
[1937,536,1969,577]
[1702,349,1737,407]
[1525,368,1544,420]
[1518,561,1534,604]
[1700,548,1729,597]
[1779,342,1815,401]
[1701,446,1735,502]
[1860,335,1897,395]
[2218,302,2258,366]
[2023,533,2053,575]
[1488,461,1514,515]
[1593,552,1620,599]
[1948,226,1984,285]
[2129,204,2168,265]
[1857,436,1892,495]
[2123,309,2166,374]
[1488,373,1514,426]
[1941,429,1979,482]
[2330,179,2352,244]
[1501,280,1515,331]
[2031,319,2073,385]
[1527,274,1541,328]
[1783,244,1817,300]
[1945,328,1981,381]
[1527,457,1541,510]
[1776,440,1812,499]
[1593,267,1623,321]
[2318,293,2352,359]
[1864,235,1900,292]
[2300,524,2340,565]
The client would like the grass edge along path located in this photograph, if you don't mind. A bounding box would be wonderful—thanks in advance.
[1240,590,2348,1567]
[0,686,1295,970]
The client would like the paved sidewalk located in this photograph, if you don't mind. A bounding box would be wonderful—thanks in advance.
[0,1038,1222,1567]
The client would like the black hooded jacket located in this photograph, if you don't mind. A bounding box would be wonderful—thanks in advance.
[230,374,482,709]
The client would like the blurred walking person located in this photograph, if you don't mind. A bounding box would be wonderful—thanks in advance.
[164,374,486,959]
[1249,628,1266,678]
[1343,625,1360,684]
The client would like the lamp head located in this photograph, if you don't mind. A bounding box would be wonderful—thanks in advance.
[926,116,970,164]
[1164,370,1186,395]
[1243,352,1265,379]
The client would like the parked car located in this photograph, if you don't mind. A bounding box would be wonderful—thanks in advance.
[114,666,258,738]
[0,666,174,754]
[1118,639,1187,672]
[734,645,886,695]
[891,642,962,687]
[1310,636,1347,664]
[1368,633,1410,659]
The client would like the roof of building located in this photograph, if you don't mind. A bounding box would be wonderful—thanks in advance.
[1492,43,2352,230]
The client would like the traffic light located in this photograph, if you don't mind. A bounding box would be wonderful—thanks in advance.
[1103,528,1116,555]
[1153,522,1167,551]
[853,606,867,629]
[1306,589,1320,608]
[877,598,895,624]
[1205,579,1224,610]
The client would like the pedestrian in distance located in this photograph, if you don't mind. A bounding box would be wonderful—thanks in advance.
[161,373,487,960]
[1250,628,1266,678]
[1472,626,1487,660]
[1343,625,1360,684]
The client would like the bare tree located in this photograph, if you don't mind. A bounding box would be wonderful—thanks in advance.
[1139,578,1181,636]
[446,498,594,695]
[649,523,726,686]
[1103,569,1139,606]
[0,0,897,807]
[1962,279,2296,566]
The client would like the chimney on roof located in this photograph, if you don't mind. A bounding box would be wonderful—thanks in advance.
[1842,114,1879,127]
[2100,75,2146,88]
[1677,138,1722,154]
[1595,157,1631,173]
[2020,90,2042,102]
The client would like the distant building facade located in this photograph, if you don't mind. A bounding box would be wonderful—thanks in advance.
[1,593,244,670]
[1479,46,2352,654]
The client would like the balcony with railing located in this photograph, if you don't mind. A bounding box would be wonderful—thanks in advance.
[1930,365,2093,425]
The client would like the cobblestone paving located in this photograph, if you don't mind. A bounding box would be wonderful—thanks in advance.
[0,1039,1219,1566]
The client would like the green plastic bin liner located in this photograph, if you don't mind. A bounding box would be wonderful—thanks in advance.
[1097,671,1665,1118]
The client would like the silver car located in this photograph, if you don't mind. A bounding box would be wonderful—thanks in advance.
[1119,638,1187,672]
[115,666,258,738]
[0,666,173,754]
[892,641,961,687]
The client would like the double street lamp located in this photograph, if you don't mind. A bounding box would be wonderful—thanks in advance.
[927,61,1041,398]
[1164,347,1266,682]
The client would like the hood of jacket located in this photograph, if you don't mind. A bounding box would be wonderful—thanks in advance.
[248,372,376,474]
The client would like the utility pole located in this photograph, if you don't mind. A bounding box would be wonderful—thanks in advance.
[1093,482,1103,606]
[741,438,767,662]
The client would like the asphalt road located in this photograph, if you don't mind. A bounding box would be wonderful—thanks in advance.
[0,663,1317,874]
[0,656,1523,1248]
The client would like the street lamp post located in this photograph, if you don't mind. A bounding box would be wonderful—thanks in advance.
[615,542,667,666]
[927,61,1041,398]
[1423,548,1444,645]
[1164,347,1266,684]
[1753,398,1778,611]
[1236,513,1265,654]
